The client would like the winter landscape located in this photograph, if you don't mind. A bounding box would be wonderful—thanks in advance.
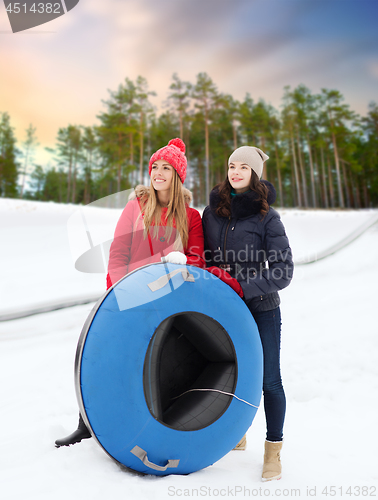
[1,198,378,499]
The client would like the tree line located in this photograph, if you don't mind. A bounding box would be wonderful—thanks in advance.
[1,73,378,208]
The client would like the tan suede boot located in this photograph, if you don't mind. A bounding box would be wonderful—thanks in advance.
[233,434,247,450]
[262,440,282,481]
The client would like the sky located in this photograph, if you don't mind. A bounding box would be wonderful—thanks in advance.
[1,0,378,166]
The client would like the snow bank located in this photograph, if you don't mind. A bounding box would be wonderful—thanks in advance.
[0,198,377,499]
[1,197,377,314]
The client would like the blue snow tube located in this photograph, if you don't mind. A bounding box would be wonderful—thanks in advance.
[75,263,263,476]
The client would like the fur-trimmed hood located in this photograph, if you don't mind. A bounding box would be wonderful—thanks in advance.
[128,184,193,205]
[209,180,277,219]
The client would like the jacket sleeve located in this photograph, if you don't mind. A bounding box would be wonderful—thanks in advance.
[106,201,136,289]
[185,208,206,268]
[238,213,294,301]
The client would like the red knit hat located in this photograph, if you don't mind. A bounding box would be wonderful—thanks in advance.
[148,138,187,183]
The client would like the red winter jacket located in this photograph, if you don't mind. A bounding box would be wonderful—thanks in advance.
[106,185,205,289]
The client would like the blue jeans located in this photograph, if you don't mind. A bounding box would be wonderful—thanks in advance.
[251,307,286,442]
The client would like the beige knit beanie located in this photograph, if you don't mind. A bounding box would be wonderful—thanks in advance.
[228,146,269,179]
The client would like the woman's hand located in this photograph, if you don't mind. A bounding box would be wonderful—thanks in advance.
[206,266,244,298]
[161,251,187,265]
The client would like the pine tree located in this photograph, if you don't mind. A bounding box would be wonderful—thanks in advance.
[209,93,237,185]
[29,165,45,200]
[0,112,19,197]
[192,73,218,204]
[167,73,192,140]
[51,125,82,203]
[284,86,309,207]
[119,78,139,186]
[19,124,38,198]
[239,94,255,144]
[281,89,302,207]
[319,89,357,208]
[362,101,378,139]
[42,168,63,202]
[97,83,133,194]
[135,76,156,185]
[291,85,318,207]
[359,101,378,206]
[81,126,97,204]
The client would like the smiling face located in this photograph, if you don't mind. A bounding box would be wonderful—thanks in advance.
[228,161,252,193]
[150,159,174,194]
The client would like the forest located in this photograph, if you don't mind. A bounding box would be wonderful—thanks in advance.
[1,72,377,208]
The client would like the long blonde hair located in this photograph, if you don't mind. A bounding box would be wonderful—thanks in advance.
[139,170,189,249]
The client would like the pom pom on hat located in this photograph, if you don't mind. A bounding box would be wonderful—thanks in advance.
[228,146,269,179]
[149,138,187,183]
[168,138,185,153]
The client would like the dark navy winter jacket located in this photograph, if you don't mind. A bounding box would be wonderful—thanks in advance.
[202,182,294,312]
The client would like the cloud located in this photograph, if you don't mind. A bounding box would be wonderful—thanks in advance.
[95,0,335,93]
[94,0,306,105]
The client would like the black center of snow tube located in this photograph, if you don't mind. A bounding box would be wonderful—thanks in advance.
[143,312,237,431]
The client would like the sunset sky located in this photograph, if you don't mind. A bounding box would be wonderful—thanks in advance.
[1,0,378,165]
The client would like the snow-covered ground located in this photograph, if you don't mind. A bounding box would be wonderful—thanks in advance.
[1,198,378,499]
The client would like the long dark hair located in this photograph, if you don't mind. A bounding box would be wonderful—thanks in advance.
[215,169,269,218]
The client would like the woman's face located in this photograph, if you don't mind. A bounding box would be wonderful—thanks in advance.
[228,161,252,193]
[150,159,174,193]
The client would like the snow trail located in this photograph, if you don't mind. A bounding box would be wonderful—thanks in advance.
[1,199,377,498]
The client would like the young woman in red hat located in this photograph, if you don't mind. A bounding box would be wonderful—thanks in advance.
[55,138,205,448]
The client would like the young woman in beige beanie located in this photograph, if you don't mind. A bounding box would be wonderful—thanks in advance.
[202,145,293,481]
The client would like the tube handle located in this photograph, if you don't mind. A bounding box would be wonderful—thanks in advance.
[130,445,180,471]
[147,268,195,292]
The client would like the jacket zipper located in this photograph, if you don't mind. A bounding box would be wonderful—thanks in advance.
[223,217,232,265]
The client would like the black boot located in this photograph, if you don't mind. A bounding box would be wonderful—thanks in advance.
[55,413,91,448]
